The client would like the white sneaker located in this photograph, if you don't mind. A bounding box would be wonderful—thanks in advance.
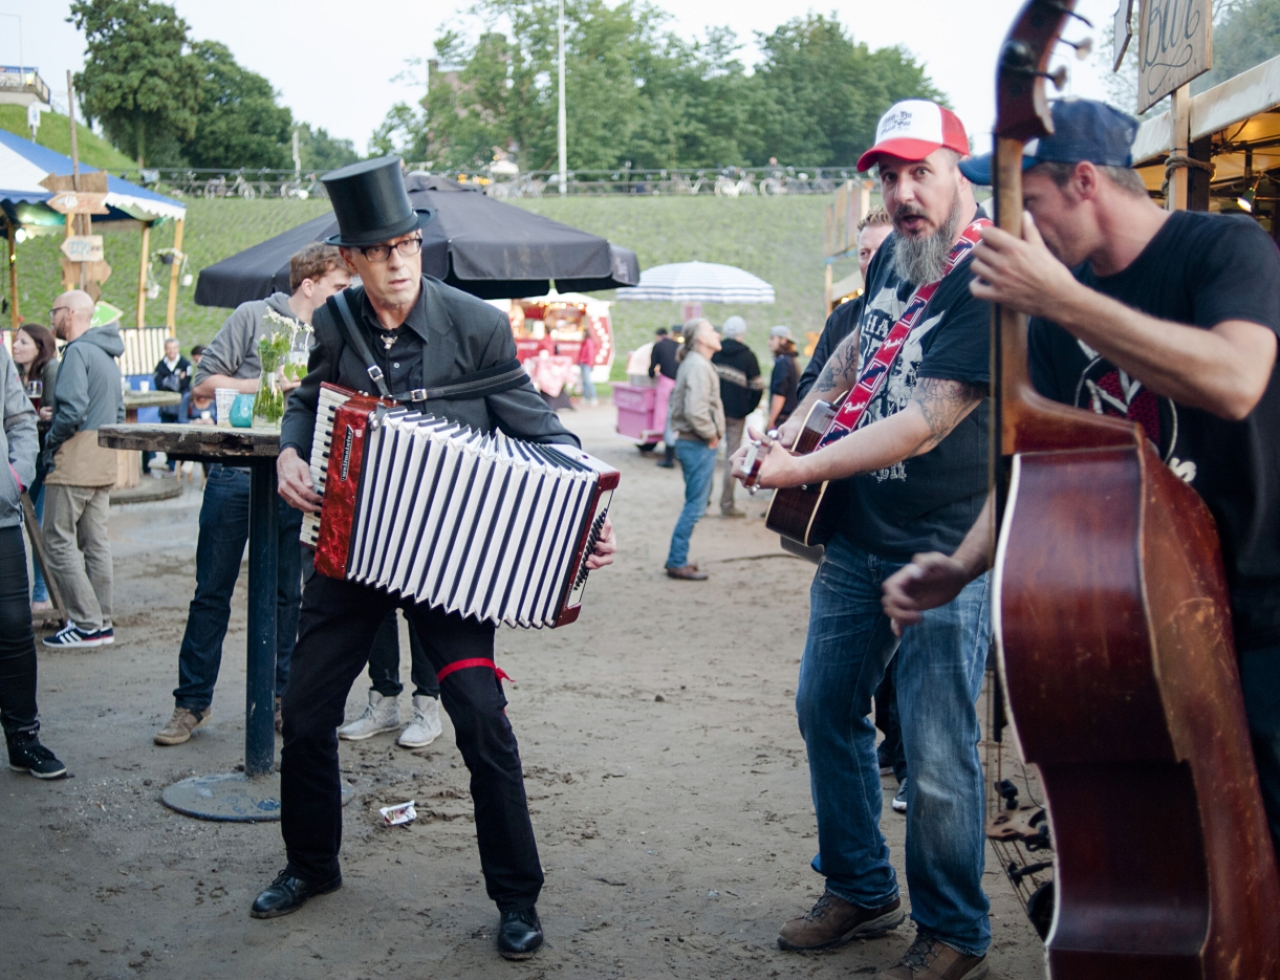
[398,694,443,748]
[337,691,400,740]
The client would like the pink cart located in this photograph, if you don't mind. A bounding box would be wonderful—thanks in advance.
[613,382,664,451]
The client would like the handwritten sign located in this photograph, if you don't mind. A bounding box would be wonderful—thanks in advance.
[1137,0,1212,113]
[60,235,105,263]
[47,190,109,215]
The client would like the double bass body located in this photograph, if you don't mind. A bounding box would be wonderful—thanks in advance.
[996,427,1280,978]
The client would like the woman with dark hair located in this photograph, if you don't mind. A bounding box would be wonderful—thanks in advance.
[9,324,59,613]
[11,325,59,421]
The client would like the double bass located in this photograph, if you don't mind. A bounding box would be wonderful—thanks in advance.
[989,3,1280,977]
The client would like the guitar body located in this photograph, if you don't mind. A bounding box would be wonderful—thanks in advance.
[765,399,838,546]
[996,430,1280,979]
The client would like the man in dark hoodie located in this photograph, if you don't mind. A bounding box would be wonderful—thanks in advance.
[155,244,350,746]
[0,341,66,776]
[712,316,762,517]
[42,290,125,650]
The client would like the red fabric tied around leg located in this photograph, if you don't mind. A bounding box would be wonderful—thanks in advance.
[436,658,511,684]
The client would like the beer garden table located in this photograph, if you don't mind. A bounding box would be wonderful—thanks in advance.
[95,422,356,821]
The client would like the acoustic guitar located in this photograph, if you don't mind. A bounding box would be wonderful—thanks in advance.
[989,2,1280,977]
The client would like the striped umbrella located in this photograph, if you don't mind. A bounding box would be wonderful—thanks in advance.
[617,261,775,304]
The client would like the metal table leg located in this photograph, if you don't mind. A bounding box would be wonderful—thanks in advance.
[163,461,284,821]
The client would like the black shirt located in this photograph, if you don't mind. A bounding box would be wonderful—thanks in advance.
[798,296,864,400]
[649,337,680,381]
[838,231,991,560]
[360,290,426,399]
[770,352,799,425]
[1029,210,1280,652]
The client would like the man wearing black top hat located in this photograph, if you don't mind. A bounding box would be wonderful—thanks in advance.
[256,156,617,960]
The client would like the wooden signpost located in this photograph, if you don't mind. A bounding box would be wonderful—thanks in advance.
[1134,0,1213,211]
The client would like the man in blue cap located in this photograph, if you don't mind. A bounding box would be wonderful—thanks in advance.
[882,99,1280,875]
[260,156,617,960]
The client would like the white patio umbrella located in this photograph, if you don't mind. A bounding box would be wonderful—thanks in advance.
[617,261,775,304]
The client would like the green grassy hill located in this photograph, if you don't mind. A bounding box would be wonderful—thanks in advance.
[3,194,853,370]
[0,105,136,171]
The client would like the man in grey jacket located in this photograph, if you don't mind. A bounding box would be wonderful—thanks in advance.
[155,244,349,746]
[0,342,66,776]
[42,290,125,650]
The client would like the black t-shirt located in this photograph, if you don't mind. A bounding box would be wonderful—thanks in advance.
[771,352,799,424]
[1029,210,1280,652]
[836,230,991,560]
[799,296,863,400]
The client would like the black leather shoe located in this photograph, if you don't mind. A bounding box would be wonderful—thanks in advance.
[249,869,342,919]
[497,907,544,960]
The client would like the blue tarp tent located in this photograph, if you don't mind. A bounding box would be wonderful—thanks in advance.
[0,129,186,328]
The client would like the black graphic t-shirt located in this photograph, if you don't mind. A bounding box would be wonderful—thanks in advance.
[837,228,992,560]
[1029,210,1280,651]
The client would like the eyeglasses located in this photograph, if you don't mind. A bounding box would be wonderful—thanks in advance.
[49,306,70,317]
[359,236,423,262]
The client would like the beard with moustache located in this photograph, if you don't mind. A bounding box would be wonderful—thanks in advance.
[891,190,965,285]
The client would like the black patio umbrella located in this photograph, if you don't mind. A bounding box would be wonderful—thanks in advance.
[194,174,640,307]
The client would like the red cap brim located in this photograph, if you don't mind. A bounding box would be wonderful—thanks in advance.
[856,137,944,173]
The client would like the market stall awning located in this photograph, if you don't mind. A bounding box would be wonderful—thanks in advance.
[194,174,640,307]
[0,129,185,224]
[617,261,775,304]
[1131,53,1280,201]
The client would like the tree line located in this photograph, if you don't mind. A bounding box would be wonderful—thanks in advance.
[373,1,945,172]
[67,0,945,174]
[69,0,359,170]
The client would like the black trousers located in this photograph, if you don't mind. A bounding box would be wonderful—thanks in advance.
[0,525,39,738]
[367,608,440,699]
[280,571,543,911]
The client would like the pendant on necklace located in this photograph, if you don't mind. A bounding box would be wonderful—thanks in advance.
[379,333,397,351]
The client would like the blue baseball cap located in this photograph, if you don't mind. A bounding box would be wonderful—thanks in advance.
[959,99,1139,185]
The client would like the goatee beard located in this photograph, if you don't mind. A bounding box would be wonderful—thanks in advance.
[892,196,964,285]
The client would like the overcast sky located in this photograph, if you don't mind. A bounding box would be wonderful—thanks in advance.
[10,0,1121,160]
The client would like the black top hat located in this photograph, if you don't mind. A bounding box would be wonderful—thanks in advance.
[321,156,434,248]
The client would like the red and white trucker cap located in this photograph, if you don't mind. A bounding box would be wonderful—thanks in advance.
[856,100,970,172]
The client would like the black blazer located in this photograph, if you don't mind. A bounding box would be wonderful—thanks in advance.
[280,276,579,458]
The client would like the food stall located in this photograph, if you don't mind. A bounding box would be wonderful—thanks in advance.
[491,290,614,402]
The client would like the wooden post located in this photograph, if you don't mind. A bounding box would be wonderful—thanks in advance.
[1168,84,1191,212]
[137,221,150,327]
[66,70,87,287]
[6,219,17,328]
[166,218,184,331]
[824,264,833,314]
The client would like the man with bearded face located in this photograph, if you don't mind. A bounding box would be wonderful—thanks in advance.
[733,101,994,980]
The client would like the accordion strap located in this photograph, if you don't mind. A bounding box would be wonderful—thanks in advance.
[328,288,529,404]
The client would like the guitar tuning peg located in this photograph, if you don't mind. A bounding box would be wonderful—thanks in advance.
[1049,65,1069,90]
[1059,36,1093,60]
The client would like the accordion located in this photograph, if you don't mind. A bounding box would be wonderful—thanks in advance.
[301,383,617,629]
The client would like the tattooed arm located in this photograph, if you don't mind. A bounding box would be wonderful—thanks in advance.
[746,376,985,489]
[775,330,862,446]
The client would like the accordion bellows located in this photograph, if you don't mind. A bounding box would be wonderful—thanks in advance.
[303,383,617,629]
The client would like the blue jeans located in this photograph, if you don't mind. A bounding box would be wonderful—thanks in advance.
[666,439,717,568]
[796,534,991,956]
[173,466,303,712]
[29,486,48,604]
[1241,645,1280,866]
[580,364,596,401]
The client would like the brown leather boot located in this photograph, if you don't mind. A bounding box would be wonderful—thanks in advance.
[875,933,988,980]
[666,565,708,580]
[777,891,904,951]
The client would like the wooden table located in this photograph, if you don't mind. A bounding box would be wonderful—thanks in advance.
[116,391,182,491]
[99,422,286,820]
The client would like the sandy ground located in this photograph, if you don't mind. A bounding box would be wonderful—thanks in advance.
[1,403,1048,980]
